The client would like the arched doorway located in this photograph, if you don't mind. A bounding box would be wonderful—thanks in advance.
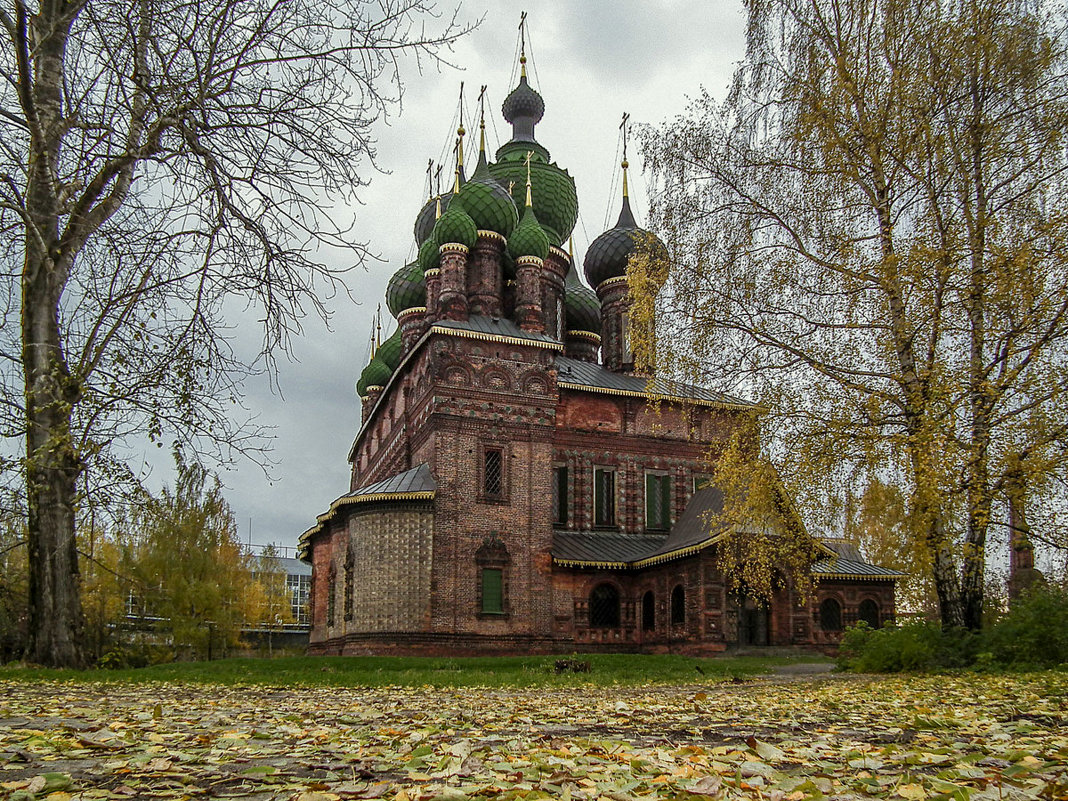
[858,598,879,628]
[641,591,655,631]
[820,598,843,632]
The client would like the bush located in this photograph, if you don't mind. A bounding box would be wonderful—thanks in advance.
[837,621,981,672]
[986,583,1068,668]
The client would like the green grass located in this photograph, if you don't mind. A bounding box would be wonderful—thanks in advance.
[0,653,828,688]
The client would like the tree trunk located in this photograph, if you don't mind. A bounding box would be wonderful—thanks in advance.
[21,7,86,668]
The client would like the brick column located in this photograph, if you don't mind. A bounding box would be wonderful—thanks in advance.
[467,232,505,317]
[424,268,441,324]
[515,255,544,333]
[398,307,427,353]
[596,277,631,372]
[438,244,470,321]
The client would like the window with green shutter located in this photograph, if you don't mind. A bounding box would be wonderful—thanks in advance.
[646,472,671,530]
[594,468,616,527]
[481,568,504,614]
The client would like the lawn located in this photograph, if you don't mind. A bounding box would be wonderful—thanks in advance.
[0,653,815,688]
[0,667,1065,800]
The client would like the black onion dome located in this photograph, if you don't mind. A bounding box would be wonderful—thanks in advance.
[583,196,667,290]
[385,261,426,317]
[414,193,453,245]
[564,267,601,334]
[502,74,545,139]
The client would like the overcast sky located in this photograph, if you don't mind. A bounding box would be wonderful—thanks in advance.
[131,0,748,552]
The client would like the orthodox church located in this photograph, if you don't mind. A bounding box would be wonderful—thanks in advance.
[299,44,899,655]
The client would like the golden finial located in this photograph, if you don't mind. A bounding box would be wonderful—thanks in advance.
[620,112,631,199]
[376,305,382,349]
[452,137,461,193]
[519,12,528,78]
[478,85,488,154]
[524,151,534,208]
[456,82,465,171]
[425,159,434,202]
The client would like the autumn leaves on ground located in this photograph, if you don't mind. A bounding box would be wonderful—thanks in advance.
[1,669,1066,801]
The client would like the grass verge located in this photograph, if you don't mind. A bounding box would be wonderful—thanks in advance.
[0,653,828,688]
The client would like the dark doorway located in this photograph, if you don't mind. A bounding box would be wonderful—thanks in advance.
[738,605,769,645]
[858,599,879,628]
[589,584,620,628]
[641,591,655,631]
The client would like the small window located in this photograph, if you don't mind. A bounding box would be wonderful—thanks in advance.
[820,598,843,632]
[552,466,568,526]
[693,474,714,493]
[642,591,655,631]
[858,599,880,628]
[327,565,337,627]
[671,584,685,625]
[484,448,503,498]
[621,311,632,363]
[343,550,355,622]
[481,568,504,614]
[589,583,620,628]
[646,473,671,530]
[594,468,616,527]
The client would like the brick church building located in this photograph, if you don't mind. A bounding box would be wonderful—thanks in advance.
[300,50,899,656]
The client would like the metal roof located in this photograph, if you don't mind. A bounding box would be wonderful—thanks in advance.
[551,487,901,578]
[819,538,865,562]
[554,356,754,408]
[431,316,562,347]
[812,557,905,580]
[552,532,670,566]
[345,463,437,498]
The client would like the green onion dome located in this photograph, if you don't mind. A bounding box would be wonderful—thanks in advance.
[454,151,519,238]
[564,268,601,334]
[356,355,392,397]
[385,261,426,317]
[507,203,549,261]
[432,202,478,248]
[583,195,668,290]
[375,329,403,372]
[417,236,440,274]
[488,148,577,248]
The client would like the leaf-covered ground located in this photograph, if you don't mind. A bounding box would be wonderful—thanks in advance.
[1,671,1065,801]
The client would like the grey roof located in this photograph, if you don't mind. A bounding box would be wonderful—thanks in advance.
[552,531,670,564]
[552,487,901,578]
[819,539,865,562]
[555,356,753,407]
[812,557,905,579]
[551,488,724,567]
[643,487,725,560]
[432,316,561,346]
[344,463,436,498]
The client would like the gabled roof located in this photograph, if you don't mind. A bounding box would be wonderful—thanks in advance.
[298,464,436,562]
[550,487,901,580]
[555,356,754,409]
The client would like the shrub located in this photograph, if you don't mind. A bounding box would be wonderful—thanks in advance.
[986,583,1068,668]
[837,621,981,672]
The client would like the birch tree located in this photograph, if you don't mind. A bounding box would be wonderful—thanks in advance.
[0,0,471,666]
[638,0,1068,629]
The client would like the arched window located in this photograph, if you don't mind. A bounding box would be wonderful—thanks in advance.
[858,599,880,628]
[642,591,655,631]
[671,584,686,625]
[820,598,842,631]
[589,583,620,628]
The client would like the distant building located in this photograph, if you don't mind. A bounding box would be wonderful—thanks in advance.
[300,47,900,655]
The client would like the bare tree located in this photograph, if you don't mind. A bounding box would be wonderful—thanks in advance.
[0,0,473,667]
[638,0,1068,630]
